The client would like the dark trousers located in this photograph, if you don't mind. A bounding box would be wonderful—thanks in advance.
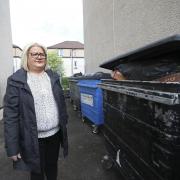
[30,131,61,180]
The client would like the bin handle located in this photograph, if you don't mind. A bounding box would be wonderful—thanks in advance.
[99,83,180,105]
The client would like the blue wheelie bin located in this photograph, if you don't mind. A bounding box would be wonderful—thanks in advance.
[77,72,111,133]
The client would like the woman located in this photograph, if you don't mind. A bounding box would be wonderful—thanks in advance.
[3,43,68,180]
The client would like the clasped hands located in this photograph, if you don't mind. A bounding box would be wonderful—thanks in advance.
[10,153,21,161]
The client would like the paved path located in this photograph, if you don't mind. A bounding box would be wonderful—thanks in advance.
[0,99,121,180]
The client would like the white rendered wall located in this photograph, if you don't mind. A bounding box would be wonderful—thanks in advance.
[0,0,13,107]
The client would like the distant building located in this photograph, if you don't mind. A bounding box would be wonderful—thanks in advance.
[48,41,85,77]
[13,44,22,72]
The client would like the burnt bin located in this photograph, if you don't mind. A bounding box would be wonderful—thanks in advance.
[99,35,180,180]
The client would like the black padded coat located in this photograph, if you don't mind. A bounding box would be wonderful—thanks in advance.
[3,68,68,172]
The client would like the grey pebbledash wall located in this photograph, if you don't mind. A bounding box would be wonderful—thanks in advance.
[83,0,180,73]
[0,0,13,108]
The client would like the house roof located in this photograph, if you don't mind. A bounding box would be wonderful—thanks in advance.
[47,41,84,49]
[13,44,22,50]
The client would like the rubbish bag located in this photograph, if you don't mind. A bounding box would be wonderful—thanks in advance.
[116,54,180,81]
[79,72,112,80]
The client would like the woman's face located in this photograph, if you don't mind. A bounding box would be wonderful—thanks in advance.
[27,46,46,73]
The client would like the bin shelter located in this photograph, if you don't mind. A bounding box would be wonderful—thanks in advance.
[77,72,111,133]
[68,77,81,111]
[99,35,180,180]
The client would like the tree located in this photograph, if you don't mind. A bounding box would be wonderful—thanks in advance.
[47,51,65,76]
[47,51,69,90]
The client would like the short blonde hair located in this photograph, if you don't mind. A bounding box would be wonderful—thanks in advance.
[21,42,49,71]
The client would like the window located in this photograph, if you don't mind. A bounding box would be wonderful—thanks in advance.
[73,51,76,57]
[74,60,77,69]
[59,49,63,57]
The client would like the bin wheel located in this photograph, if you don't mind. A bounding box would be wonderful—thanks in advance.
[70,99,73,104]
[92,125,99,134]
[82,117,85,123]
[101,155,114,170]
[73,105,77,111]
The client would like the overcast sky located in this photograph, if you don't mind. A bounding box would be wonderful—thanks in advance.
[9,0,84,48]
